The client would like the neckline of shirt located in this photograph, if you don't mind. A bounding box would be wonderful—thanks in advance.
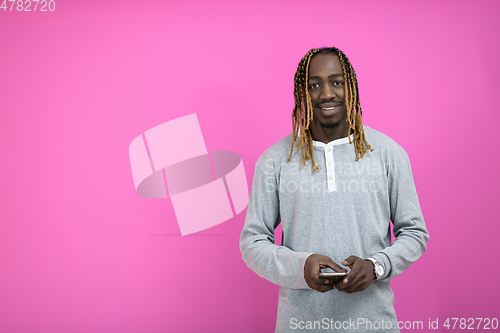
[312,133,354,149]
[292,129,354,148]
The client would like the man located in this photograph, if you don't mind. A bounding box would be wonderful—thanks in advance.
[239,47,429,332]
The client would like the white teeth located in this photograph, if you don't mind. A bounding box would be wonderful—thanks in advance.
[322,107,336,110]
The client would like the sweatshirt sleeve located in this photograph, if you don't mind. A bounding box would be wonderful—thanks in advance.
[371,152,429,281]
[239,161,314,289]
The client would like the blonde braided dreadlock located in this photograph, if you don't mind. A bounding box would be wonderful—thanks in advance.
[287,47,373,171]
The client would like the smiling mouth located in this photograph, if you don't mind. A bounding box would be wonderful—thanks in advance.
[317,103,341,110]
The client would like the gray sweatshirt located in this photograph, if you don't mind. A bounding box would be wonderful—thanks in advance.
[239,126,429,333]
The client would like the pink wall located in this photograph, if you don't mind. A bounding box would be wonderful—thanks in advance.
[1,0,499,332]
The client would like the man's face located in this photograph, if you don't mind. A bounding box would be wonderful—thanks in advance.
[307,53,347,130]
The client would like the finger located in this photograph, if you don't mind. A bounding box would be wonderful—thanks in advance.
[339,280,368,293]
[314,277,332,285]
[335,273,353,290]
[336,276,355,291]
[339,264,360,289]
[342,255,359,267]
[338,274,361,291]
[306,277,329,291]
[308,264,329,285]
[311,257,346,285]
[344,257,364,281]
[337,261,372,293]
[336,279,361,293]
[314,283,335,293]
[309,271,332,286]
[323,257,348,273]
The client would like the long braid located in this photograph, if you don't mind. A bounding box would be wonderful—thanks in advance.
[340,50,372,159]
[287,47,373,170]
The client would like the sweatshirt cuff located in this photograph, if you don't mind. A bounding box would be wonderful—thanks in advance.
[295,252,316,289]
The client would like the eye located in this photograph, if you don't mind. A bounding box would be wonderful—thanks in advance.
[332,81,344,86]
[309,83,320,89]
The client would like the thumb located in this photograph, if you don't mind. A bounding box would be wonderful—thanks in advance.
[342,255,358,267]
[324,257,347,273]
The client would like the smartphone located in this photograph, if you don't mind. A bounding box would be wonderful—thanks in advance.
[318,272,347,283]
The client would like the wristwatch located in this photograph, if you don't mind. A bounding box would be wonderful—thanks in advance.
[366,258,384,280]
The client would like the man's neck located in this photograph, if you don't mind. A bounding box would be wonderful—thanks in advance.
[309,122,350,144]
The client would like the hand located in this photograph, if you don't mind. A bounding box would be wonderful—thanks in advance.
[335,255,375,294]
[304,254,347,293]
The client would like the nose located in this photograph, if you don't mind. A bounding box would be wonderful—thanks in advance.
[320,84,335,100]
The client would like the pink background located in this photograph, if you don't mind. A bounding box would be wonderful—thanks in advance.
[1,0,499,332]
